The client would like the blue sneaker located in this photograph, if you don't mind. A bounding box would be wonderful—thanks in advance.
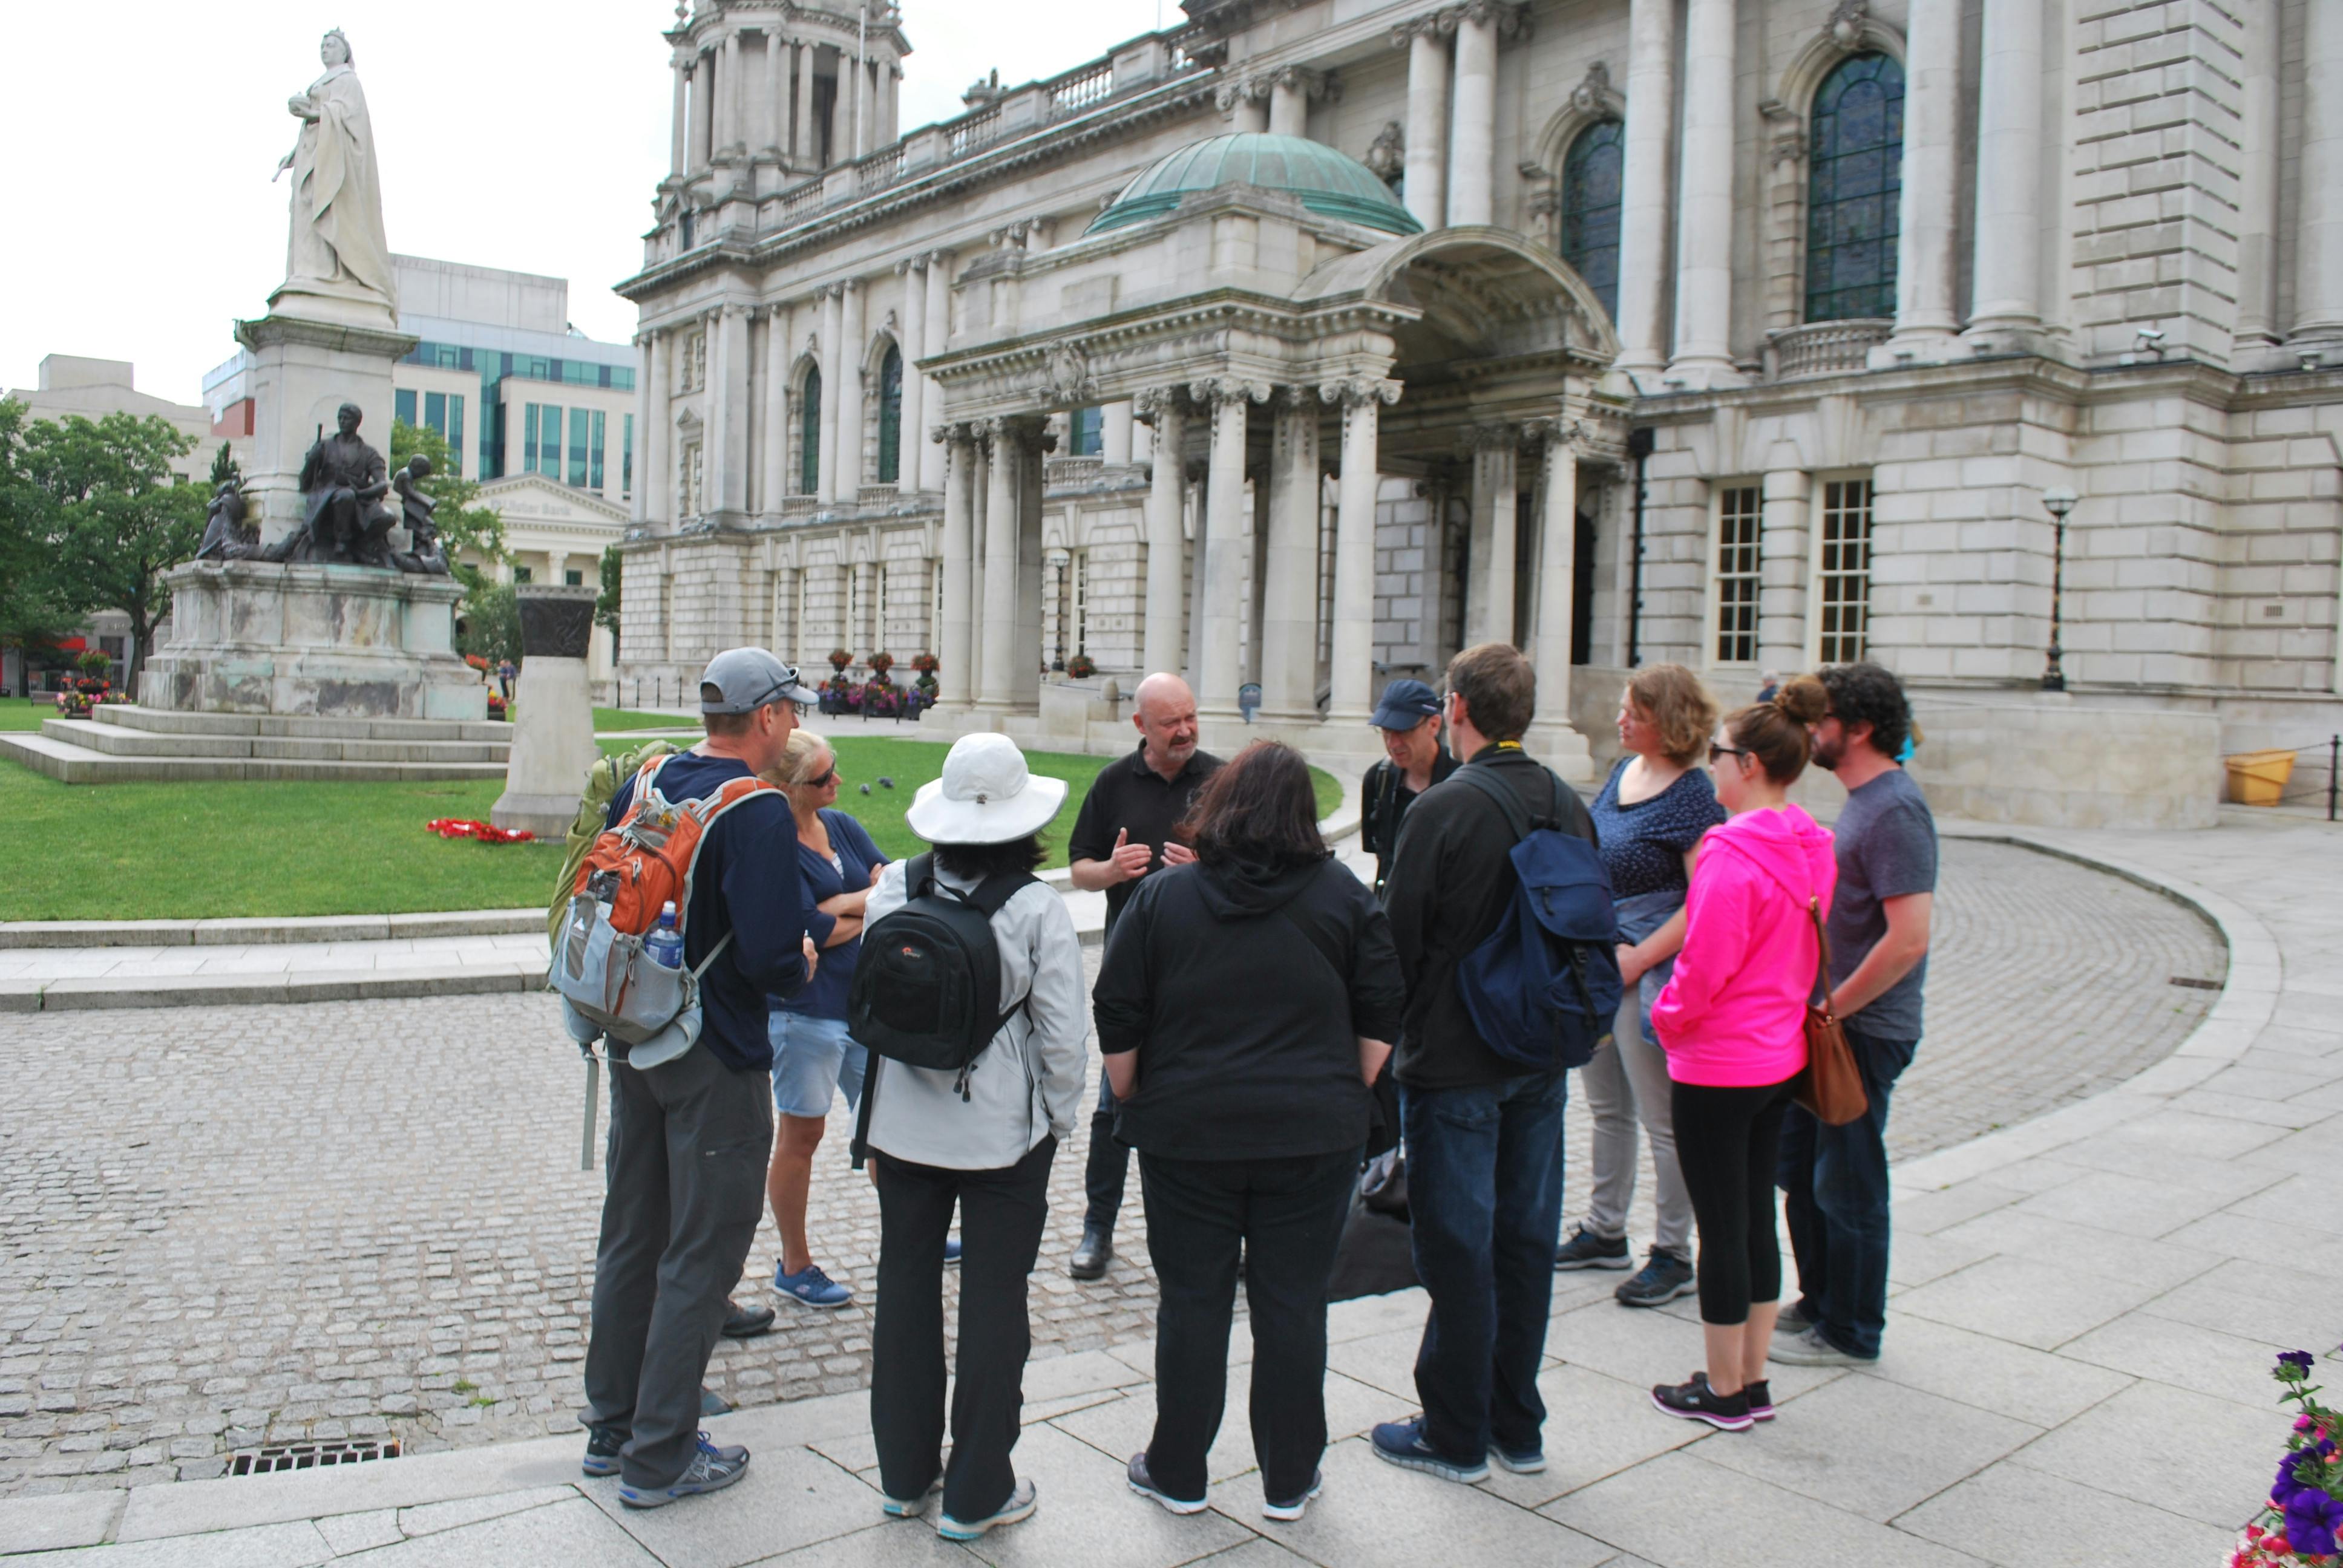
[617,1433,751,1508]
[944,1236,962,1267]
[938,1477,1037,1540]
[1488,1442,1545,1475]
[773,1261,853,1310]
[1370,1416,1489,1484]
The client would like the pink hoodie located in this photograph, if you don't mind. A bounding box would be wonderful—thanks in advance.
[1650,804,1838,1088]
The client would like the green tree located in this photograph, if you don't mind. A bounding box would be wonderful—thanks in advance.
[596,544,622,656]
[457,580,521,665]
[16,409,205,689]
[0,400,78,696]
[392,418,519,665]
[208,440,240,489]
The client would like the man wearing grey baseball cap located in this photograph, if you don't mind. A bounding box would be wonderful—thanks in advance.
[583,647,822,1509]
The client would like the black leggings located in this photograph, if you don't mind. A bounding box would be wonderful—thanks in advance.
[1670,1076,1798,1325]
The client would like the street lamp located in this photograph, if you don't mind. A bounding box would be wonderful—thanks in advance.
[2040,486,2079,692]
[1044,548,1070,671]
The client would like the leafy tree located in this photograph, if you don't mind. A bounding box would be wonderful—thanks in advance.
[0,400,78,695]
[15,408,205,689]
[456,580,521,665]
[208,441,240,489]
[596,544,622,656]
[392,418,518,665]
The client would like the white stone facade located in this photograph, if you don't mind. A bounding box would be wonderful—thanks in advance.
[614,0,2343,818]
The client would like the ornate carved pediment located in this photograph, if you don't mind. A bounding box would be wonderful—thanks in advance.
[1037,341,1098,405]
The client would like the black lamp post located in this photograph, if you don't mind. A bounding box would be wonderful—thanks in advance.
[2040,486,2077,692]
[1046,549,1069,671]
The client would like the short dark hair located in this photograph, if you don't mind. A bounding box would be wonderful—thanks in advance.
[703,710,751,738]
[1179,741,1327,872]
[1446,642,1535,742]
[934,834,1047,880]
[1817,661,1912,759]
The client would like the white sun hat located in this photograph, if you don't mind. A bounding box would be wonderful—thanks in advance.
[905,733,1069,844]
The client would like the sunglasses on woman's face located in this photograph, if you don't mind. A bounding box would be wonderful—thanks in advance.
[808,768,837,788]
[1708,742,1752,764]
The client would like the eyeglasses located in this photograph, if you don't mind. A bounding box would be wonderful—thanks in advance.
[808,768,837,788]
[1708,742,1752,764]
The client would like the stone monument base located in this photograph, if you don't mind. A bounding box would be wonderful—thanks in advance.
[141,560,485,721]
[492,585,602,837]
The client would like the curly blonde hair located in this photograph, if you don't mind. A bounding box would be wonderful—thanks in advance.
[1624,664,1720,766]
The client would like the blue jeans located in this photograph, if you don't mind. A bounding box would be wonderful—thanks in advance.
[1777,1022,1918,1359]
[768,1011,868,1119]
[1401,1071,1569,1461]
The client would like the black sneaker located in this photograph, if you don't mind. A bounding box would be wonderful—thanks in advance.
[1745,1379,1775,1422]
[1651,1371,1752,1432]
[1614,1248,1696,1307]
[1553,1226,1632,1271]
[582,1424,626,1478]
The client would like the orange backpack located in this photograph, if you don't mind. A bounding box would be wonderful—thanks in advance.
[571,753,779,938]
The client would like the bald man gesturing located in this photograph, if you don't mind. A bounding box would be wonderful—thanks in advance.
[1063,673,1223,1281]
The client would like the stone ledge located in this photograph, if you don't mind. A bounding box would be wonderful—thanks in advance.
[0,910,544,950]
[16,962,545,1013]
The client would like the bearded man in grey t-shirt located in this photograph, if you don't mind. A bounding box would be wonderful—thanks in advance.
[1770,662,1938,1368]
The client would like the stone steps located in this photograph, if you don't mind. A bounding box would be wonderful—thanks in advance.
[91,705,511,743]
[44,718,507,765]
[0,726,510,786]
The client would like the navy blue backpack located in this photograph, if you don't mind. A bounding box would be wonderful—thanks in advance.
[1451,764,1623,1073]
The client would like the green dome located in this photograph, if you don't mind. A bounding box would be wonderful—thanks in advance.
[1087,133,1423,237]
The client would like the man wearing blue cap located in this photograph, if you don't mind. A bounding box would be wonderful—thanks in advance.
[1359,678,1458,895]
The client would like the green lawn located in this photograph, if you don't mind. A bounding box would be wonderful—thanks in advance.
[592,707,698,732]
[0,734,1340,920]
[0,699,54,731]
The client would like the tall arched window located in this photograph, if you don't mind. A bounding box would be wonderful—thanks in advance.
[876,347,903,484]
[1560,120,1624,323]
[1805,53,1904,322]
[798,365,822,495]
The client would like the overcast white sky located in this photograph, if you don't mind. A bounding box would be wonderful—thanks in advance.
[0,0,1173,404]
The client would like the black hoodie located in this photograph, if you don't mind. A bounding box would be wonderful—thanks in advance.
[1092,854,1405,1161]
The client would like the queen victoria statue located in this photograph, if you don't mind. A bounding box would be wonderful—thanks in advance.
[271,29,396,325]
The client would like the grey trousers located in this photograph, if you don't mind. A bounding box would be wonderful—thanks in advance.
[583,1042,773,1488]
[1579,895,1694,1257]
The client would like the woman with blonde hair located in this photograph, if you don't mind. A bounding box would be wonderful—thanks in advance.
[1554,664,1724,1309]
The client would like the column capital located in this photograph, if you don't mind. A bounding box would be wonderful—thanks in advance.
[839,276,861,298]
[1453,0,1532,38]
[980,413,1055,453]
[1460,419,1522,454]
[1131,386,1191,422]
[1317,375,1402,407]
[1188,376,1273,407]
[1390,13,1449,45]
[895,255,923,277]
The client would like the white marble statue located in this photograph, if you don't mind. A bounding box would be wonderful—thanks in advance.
[273,29,396,318]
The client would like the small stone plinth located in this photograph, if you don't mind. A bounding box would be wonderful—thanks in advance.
[493,584,601,837]
[140,559,485,721]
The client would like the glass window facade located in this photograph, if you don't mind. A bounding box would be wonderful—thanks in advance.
[591,410,606,491]
[399,339,632,480]
[1713,486,1760,664]
[446,395,464,474]
[1069,406,1103,457]
[394,388,418,426]
[799,367,822,495]
[877,348,903,483]
[569,407,590,488]
[1817,478,1873,663]
[1806,54,1905,323]
[623,414,634,497]
[1561,120,1625,324]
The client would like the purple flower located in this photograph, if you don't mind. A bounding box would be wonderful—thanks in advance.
[2276,1453,2314,1508]
[2284,1490,2343,1558]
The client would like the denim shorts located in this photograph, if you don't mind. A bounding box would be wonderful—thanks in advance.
[767,1011,868,1119]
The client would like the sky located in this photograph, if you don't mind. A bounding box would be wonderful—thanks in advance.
[0,0,1173,406]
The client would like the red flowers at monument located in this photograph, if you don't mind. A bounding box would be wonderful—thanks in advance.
[425,818,534,844]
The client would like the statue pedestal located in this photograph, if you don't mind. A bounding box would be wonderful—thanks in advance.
[140,560,484,720]
[233,311,418,547]
[493,586,602,837]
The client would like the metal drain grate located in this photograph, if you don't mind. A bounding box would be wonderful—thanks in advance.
[227,1439,401,1477]
[2168,975,2222,990]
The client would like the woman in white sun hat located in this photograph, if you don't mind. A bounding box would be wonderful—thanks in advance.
[858,733,1087,1543]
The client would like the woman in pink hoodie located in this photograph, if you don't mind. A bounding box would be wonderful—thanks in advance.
[1647,677,1837,1432]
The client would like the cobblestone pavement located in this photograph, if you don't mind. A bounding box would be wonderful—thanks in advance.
[0,839,2220,1497]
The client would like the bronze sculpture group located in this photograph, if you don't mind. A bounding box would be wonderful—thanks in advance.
[201,402,448,575]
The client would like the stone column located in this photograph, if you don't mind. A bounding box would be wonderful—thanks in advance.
[644,331,670,528]
[897,258,928,487]
[630,334,653,525]
[852,560,875,653]
[1968,0,2044,336]
[1196,382,1260,718]
[719,34,742,154]
[1137,391,1188,677]
[939,427,976,700]
[760,306,790,518]
[978,419,1028,709]
[1219,79,1270,134]
[1891,0,1963,354]
[765,30,787,154]
[669,57,689,176]
[1324,377,1397,725]
[919,254,951,491]
[1448,5,1498,227]
[796,43,818,164]
[1755,465,1811,670]
[830,54,853,166]
[817,286,842,503]
[1259,389,1322,721]
[703,306,733,519]
[1615,0,1677,382]
[2297,0,2343,341]
[689,56,712,168]
[1668,0,1736,385]
[2235,2,2283,344]
[1525,422,1579,739]
[1268,68,1308,139]
[1397,20,1450,230]
[1101,402,1134,465]
[834,279,865,499]
[776,564,801,665]
[1463,426,1519,646]
[1014,425,1047,705]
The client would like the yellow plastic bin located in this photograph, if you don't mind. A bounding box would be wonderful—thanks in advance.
[2225,748,2296,807]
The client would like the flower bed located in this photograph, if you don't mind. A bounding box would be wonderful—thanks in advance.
[2230,1349,2343,1565]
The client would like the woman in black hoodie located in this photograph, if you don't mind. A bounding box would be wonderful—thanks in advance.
[1092,741,1404,1525]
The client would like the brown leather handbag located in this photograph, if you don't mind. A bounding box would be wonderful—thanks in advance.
[1794,895,1870,1126]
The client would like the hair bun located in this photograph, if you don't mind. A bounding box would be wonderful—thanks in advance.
[1772,674,1830,726]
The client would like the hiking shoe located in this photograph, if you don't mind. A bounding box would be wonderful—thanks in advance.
[1487,1442,1545,1475]
[1614,1248,1696,1308]
[722,1300,776,1338]
[1651,1371,1751,1432]
[1745,1379,1775,1422]
[1773,1302,1816,1336]
[945,1236,962,1267]
[618,1434,752,1507]
[1553,1226,1632,1271]
[1262,1469,1323,1522]
[938,1477,1037,1540]
[1127,1452,1208,1515]
[1770,1325,1874,1367]
[581,1426,625,1478]
[1369,1416,1489,1484]
[880,1477,943,1518]
[1070,1223,1113,1281]
[773,1262,853,1310]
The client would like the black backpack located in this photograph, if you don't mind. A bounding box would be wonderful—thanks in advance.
[847,853,1034,1158]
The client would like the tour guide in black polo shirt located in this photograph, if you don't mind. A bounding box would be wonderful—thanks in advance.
[1064,671,1222,1281]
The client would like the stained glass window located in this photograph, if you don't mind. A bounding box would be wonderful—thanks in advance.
[877,347,903,484]
[1806,54,1904,322]
[1561,120,1624,323]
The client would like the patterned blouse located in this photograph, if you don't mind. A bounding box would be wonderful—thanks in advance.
[1590,759,1726,901]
